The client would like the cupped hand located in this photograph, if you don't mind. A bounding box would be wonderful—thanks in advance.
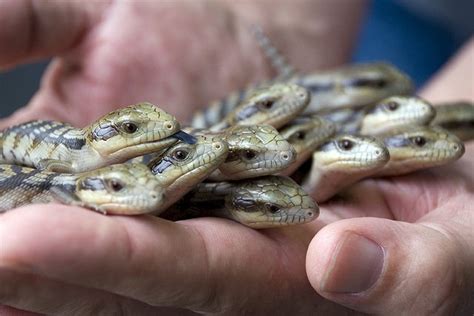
[0,0,276,129]
[2,1,473,315]
[0,0,357,128]
[0,145,472,316]
[305,40,474,315]
[307,140,474,315]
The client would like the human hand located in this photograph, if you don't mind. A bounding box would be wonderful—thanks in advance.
[0,1,369,314]
[306,38,474,315]
[306,140,474,315]
[0,0,363,128]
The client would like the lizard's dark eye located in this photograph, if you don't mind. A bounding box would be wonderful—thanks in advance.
[257,100,275,110]
[385,101,399,111]
[337,139,353,150]
[122,122,138,134]
[266,204,280,213]
[172,149,189,160]
[242,150,257,160]
[107,179,124,192]
[295,131,306,140]
[411,136,426,147]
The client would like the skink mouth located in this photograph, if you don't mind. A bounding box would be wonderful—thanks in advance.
[170,130,197,144]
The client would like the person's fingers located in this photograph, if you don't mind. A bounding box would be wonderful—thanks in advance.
[0,0,106,69]
[307,208,474,315]
[0,205,323,314]
[321,141,474,224]
[0,268,174,315]
[0,305,39,316]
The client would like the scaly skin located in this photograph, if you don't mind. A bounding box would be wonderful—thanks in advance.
[279,115,337,176]
[191,64,413,130]
[377,126,465,176]
[162,175,318,229]
[144,135,229,214]
[323,96,436,135]
[193,83,310,131]
[303,134,390,202]
[359,96,436,135]
[431,101,474,141]
[291,63,413,114]
[203,125,297,181]
[253,31,414,115]
[0,103,185,173]
[0,163,164,215]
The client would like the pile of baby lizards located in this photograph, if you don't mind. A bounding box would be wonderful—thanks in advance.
[0,34,473,228]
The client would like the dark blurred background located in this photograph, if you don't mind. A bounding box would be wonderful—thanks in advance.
[1,0,473,118]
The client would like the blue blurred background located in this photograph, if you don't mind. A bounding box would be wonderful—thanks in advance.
[0,0,473,118]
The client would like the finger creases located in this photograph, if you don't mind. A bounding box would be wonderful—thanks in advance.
[306,217,472,315]
[0,205,213,308]
[0,205,286,313]
[0,0,107,68]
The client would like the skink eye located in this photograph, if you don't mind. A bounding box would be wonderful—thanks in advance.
[241,149,257,160]
[266,203,280,213]
[294,131,306,140]
[172,149,189,160]
[122,122,138,133]
[337,139,353,150]
[257,99,275,109]
[385,101,399,111]
[107,179,124,192]
[411,136,426,147]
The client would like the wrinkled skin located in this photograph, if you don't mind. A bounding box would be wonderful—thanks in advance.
[1,1,473,315]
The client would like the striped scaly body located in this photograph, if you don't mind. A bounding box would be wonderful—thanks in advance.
[0,102,187,173]
[253,28,414,114]
[192,83,310,130]
[0,163,164,214]
[431,101,474,141]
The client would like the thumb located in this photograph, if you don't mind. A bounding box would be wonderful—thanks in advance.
[306,217,474,315]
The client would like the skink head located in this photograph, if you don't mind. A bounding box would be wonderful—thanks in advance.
[360,96,436,135]
[216,125,296,180]
[279,115,336,174]
[340,63,414,104]
[75,163,164,215]
[301,62,414,113]
[380,126,465,175]
[149,135,228,193]
[314,134,390,172]
[87,102,181,159]
[226,176,318,228]
[432,101,474,141]
[224,83,310,129]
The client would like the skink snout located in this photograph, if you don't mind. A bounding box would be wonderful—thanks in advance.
[289,84,311,106]
[280,147,297,162]
[164,120,178,131]
[452,142,465,156]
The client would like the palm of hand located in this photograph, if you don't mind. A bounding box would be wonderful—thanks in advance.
[1,1,473,313]
[1,144,471,314]
[1,1,261,129]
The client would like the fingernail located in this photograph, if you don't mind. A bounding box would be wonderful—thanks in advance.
[322,233,384,294]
